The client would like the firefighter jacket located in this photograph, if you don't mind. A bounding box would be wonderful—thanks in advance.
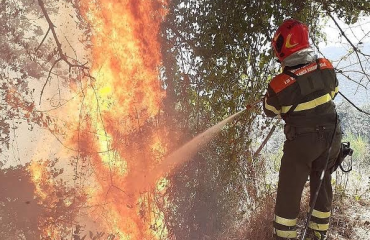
[263,58,339,126]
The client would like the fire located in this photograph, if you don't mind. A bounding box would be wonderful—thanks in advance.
[28,160,53,201]
[28,160,61,239]
[20,0,171,238]
[27,0,169,238]
[75,0,169,239]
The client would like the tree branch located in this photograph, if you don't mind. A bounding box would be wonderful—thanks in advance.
[336,69,368,89]
[37,0,90,104]
[327,12,370,84]
[39,57,62,105]
[253,123,277,158]
[38,0,88,69]
[36,27,50,52]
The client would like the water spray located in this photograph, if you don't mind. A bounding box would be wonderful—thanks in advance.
[141,99,263,190]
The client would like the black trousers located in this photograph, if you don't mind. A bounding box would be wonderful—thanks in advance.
[273,124,342,239]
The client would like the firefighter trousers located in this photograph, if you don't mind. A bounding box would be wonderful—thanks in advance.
[273,124,342,239]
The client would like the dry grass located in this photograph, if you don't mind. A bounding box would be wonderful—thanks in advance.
[298,188,370,240]
[329,195,370,240]
[220,193,275,240]
[219,183,370,240]
[330,197,355,239]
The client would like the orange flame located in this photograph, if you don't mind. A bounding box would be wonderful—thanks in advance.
[28,160,53,202]
[71,0,170,239]
[28,160,61,239]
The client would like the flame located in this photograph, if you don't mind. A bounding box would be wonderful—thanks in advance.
[28,160,53,201]
[28,160,61,239]
[27,1,170,238]
[18,0,172,238]
[74,0,169,239]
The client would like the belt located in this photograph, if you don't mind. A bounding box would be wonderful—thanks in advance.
[295,125,336,134]
[285,124,336,135]
[285,113,337,126]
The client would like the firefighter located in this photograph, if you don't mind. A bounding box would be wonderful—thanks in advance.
[263,19,342,240]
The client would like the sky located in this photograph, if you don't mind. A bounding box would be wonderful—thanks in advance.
[319,15,370,106]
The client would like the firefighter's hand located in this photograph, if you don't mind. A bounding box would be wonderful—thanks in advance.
[246,98,263,110]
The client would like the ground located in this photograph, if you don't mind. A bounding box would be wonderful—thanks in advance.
[330,196,370,240]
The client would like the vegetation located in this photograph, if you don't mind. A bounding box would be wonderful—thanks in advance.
[160,1,370,239]
[0,0,369,239]
[334,104,370,201]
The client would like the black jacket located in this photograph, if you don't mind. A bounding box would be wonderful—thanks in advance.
[263,58,338,126]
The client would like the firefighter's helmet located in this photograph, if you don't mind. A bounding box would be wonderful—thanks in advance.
[272,19,310,62]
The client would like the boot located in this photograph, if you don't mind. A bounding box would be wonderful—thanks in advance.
[305,229,327,240]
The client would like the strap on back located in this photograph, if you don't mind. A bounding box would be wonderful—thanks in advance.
[316,58,321,70]
[283,69,299,116]
[283,69,299,79]
[282,59,324,118]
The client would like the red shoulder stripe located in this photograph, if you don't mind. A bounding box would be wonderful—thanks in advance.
[294,58,333,76]
[269,74,296,93]
[269,58,334,93]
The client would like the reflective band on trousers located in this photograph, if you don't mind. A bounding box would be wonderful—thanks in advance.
[273,228,297,238]
[312,209,331,219]
[281,93,333,113]
[309,221,329,231]
[274,214,297,227]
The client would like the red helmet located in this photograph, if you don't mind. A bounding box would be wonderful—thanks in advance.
[272,19,310,62]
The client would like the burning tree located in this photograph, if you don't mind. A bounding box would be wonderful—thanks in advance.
[2,0,170,238]
[1,0,370,240]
